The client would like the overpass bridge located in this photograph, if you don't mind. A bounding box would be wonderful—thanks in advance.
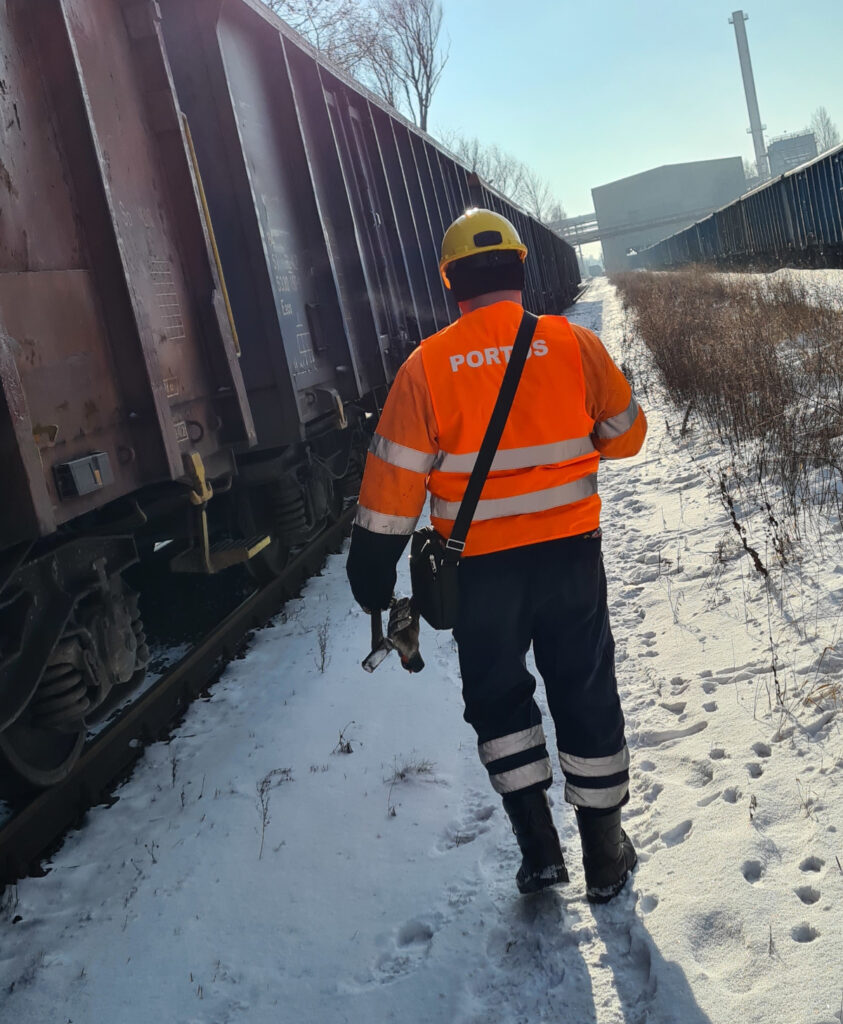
[551,206,721,248]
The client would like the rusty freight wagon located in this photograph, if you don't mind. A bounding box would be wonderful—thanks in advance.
[0,0,259,786]
[159,0,580,578]
[0,0,580,788]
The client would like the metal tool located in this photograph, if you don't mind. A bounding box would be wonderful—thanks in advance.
[362,597,425,674]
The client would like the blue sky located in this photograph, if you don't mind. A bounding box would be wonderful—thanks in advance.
[430,0,843,218]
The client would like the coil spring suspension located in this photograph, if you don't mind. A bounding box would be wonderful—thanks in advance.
[30,639,90,731]
[128,592,151,674]
[271,477,308,540]
[29,594,150,731]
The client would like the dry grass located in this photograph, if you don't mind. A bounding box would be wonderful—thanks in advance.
[613,268,843,526]
[615,268,843,711]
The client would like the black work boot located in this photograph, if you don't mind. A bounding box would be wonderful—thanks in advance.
[575,807,637,904]
[501,789,569,895]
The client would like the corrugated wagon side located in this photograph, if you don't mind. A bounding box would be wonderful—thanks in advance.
[0,0,256,784]
[637,144,843,270]
[160,0,580,580]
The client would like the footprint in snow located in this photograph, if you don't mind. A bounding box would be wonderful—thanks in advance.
[746,762,764,779]
[372,914,443,983]
[638,781,663,805]
[795,885,820,905]
[438,800,495,851]
[741,860,764,883]
[751,741,771,758]
[722,787,742,804]
[684,760,713,788]
[703,701,717,712]
[640,893,659,914]
[791,922,820,943]
[637,721,708,748]
[799,855,824,873]
[661,820,693,846]
[397,920,434,947]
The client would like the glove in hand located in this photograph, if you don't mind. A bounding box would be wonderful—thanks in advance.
[387,597,424,673]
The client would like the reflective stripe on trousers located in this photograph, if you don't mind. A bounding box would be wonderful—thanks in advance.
[479,725,552,795]
[558,744,630,810]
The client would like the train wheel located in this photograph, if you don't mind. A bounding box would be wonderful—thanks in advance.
[0,721,86,790]
[0,637,89,787]
[0,581,149,788]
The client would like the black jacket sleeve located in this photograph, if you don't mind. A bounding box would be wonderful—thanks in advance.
[346,524,411,611]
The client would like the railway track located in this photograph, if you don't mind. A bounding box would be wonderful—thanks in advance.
[0,508,355,887]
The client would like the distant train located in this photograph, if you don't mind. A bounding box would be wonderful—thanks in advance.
[637,143,843,270]
[0,0,579,786]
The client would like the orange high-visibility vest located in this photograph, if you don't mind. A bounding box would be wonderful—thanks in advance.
[356,301,646,557]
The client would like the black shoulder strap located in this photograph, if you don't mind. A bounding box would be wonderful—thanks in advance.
[444,310,539,562]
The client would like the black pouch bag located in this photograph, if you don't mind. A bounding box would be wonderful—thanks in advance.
[410,310,538,630]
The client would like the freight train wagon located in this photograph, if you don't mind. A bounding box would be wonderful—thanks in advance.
[637,143,843,270]
[0,0,580,787]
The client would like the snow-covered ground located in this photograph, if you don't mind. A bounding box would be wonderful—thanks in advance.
[1,277,842,1024]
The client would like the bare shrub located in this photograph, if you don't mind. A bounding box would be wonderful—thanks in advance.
[315,617,330,673]
[385,754,435,816]
[613,268,843,531]
[256,767,294,859]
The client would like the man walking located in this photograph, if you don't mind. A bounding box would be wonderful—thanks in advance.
[346,209,646,902]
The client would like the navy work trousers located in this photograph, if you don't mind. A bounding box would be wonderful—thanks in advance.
[453,532,630,810]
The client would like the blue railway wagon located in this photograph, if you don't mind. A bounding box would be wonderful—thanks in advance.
[637,144,843,270]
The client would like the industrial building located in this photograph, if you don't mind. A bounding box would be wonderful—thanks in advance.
[767,131,818,177]
[592,158,747,272]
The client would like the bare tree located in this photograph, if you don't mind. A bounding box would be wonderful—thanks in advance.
[810,106,841,153]
[263,0,448,133]
[369,0,449,132]
[437,130,565,223]
[520,166,558,222]
[263,0,379,72]
[440,133,525,200]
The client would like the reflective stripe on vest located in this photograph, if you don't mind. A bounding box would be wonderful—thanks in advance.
[430,473,597,524]
[369,433,436,475]
[594,396,639,439]
[419,306,601,553]
[354,505,418,535]
[435,436,595,474]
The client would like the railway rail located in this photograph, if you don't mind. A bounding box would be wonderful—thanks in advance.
[0,508,355,888]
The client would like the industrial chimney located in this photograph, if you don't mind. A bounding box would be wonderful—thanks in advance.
[729,10,769,181]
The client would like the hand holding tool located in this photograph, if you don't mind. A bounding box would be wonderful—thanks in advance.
[361,597,424,673]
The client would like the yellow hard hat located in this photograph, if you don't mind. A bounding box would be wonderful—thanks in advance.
[440,208,528,288]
